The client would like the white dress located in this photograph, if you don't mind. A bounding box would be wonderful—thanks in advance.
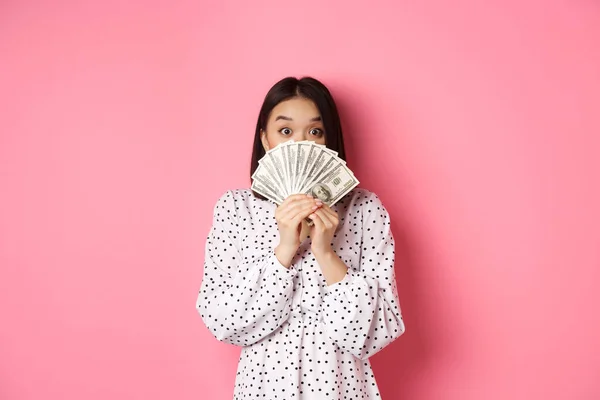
[197,188,405,399]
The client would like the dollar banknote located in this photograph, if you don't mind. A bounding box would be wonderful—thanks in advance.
[251,140,359,208]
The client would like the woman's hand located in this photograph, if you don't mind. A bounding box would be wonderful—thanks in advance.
[308,205,348,285]
[308,203,339,257]
[274,194,322,267]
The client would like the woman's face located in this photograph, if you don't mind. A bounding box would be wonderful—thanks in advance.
[261,97,326,151]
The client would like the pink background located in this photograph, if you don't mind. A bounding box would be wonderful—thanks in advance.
[1,1,599,399]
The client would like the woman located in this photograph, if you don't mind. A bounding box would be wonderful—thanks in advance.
[197,76,405,399]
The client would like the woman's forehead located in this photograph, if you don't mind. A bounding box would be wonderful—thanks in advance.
[269,98,321,122]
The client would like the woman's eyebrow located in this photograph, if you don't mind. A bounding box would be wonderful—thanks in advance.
[274,115,322,122]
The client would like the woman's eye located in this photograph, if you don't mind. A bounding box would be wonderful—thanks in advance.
[309,128,323,136]
[279,128,292,135]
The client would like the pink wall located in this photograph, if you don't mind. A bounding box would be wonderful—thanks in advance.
[1,1,599,399]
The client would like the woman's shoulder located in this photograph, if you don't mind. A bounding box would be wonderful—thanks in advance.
[339,187,393,224]
[216,188,253,199]
[209,188,268,225]
[213,188,255,205]
[211,188,271,212]
[343,187,387,208]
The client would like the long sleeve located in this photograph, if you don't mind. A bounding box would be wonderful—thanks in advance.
[196,191,297,346]
[321,193,406,360]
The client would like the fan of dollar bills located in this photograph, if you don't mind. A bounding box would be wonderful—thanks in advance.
[251,140,359,206]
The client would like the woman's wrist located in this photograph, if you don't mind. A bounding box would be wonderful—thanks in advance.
[312,246,335,260]
[313,249,348,285]
[274,244,297,268]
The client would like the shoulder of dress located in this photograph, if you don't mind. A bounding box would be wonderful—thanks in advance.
[341,188,392,219]
[349,187,374,198]
[226,188,253,199]
[343,187,380,206]
[214,188,267,207]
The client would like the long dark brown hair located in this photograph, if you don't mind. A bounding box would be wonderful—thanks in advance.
[250,76,346,198]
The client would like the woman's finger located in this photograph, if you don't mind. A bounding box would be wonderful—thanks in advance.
[291,205,321,226]
[312,209,334,229]
[282,193,312,205]
[287,202,321,222]
[277,198,319,220]
[313,206,337,226]
[279,199,320,221]
[317,204,338,221]
[308,210,325,230]
[277,194,312,212]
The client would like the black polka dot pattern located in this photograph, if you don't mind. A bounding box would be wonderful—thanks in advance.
[197,188,405,399]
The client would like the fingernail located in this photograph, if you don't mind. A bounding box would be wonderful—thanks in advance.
[312,205,319,210]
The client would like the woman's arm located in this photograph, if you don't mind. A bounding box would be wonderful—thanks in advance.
[196,191,297,346]
[320,193,406,360]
